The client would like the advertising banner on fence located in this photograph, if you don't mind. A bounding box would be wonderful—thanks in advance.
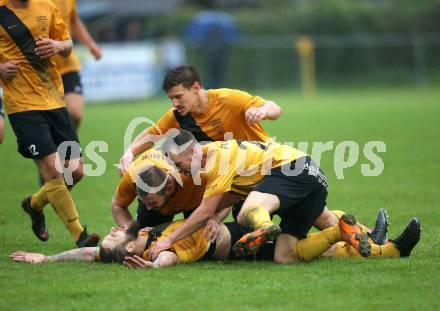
[76,43,161,102]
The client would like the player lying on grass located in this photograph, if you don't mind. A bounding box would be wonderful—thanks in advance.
[113,140,390,249]
[10,212,421,268]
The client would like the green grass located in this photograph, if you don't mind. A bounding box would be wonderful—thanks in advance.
[1,87,439,310]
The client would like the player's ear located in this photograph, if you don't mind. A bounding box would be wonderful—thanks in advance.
[192,82,201,92]
[125,241,136,253]
[165,175,174,192]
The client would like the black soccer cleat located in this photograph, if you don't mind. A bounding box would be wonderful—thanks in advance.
[390,218,421,257]
[21,196,49,241]
[368,208,389,245]
[76,227,100,248]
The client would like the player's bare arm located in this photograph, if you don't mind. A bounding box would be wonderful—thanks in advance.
[118,131,156,176]
[124,251,178,269]
[35,37,73,59]
[71,15,102,60]
[10,247,99,264]
[111,196,133,227]
[0,61,19,80]
[245,100,282,123]
[203,207,232,242]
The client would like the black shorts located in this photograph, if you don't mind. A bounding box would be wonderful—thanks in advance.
[8,107,81,159]
[62,71,83,95]
[136,199,194,228]
[253,156,328,239]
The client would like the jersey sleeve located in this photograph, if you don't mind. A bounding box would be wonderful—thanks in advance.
[146,109,180,136]
[49,4,71,41]
[227,89,266,114]
[114,172,137,207]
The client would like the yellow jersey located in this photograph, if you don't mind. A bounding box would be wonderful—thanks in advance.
[141,220,210,263]
[202,140,307,198]
[147,88,271,142]
[51,0,81,74]
[116,148,207,216]
[0,0,70,115]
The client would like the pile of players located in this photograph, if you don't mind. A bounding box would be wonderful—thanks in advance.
[2,1,420,269]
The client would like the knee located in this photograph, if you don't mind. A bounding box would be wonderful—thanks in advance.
[274,252,296,264]
[70,110,82,125]
[314,209,338,230]
[72,163,84,185]
[42,166,63,181]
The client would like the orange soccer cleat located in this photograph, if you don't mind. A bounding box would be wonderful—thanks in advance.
[339,214,371,257]
[232,224,281,257]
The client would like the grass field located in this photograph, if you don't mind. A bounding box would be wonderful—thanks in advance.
[1,87,439,311]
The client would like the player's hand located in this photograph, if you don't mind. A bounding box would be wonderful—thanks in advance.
[148,238,172,261]
[118,148,134,176]
[139,227,152,235]
[245,107,267,123]
[0,60,19,80]
[124,255,158,269]
[89,43,102,60]
[35,37,64,59]
[203,219,221,242]
[10,251,46,264]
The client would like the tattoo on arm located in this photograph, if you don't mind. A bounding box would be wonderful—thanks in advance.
[45,247,99,262]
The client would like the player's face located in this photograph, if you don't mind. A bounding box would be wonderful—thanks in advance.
[142,192,169,211]
[166,83,199,116]
[101,227,128,249]
[170,150,194,174]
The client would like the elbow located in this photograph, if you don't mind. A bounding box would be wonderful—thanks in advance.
[275,106,282,119]
[111,199,121,217]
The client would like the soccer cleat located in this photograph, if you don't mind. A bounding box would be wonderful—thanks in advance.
[76,227,100,248]
[21,196,49,241]
[339,214,371,257]
[232,224,281,257]
[368,208,389,245]
[390,218,421,257]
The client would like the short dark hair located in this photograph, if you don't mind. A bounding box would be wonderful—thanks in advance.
[99,221,141,264]
[99,244,129,264]
[135,165,168,197]
[162,65,202,92]
[160,129,197,156]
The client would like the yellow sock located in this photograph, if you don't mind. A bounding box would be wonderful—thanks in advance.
[31,186,49,212]
[292,225,341,262]
[370,243,400,258]
[242,205,273,229]
[31,179,75,212]
[331,242,363,259]
[331,242,400,259]
[45,178,83,241]
[358,223,370,235]
[331,210,345,220]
